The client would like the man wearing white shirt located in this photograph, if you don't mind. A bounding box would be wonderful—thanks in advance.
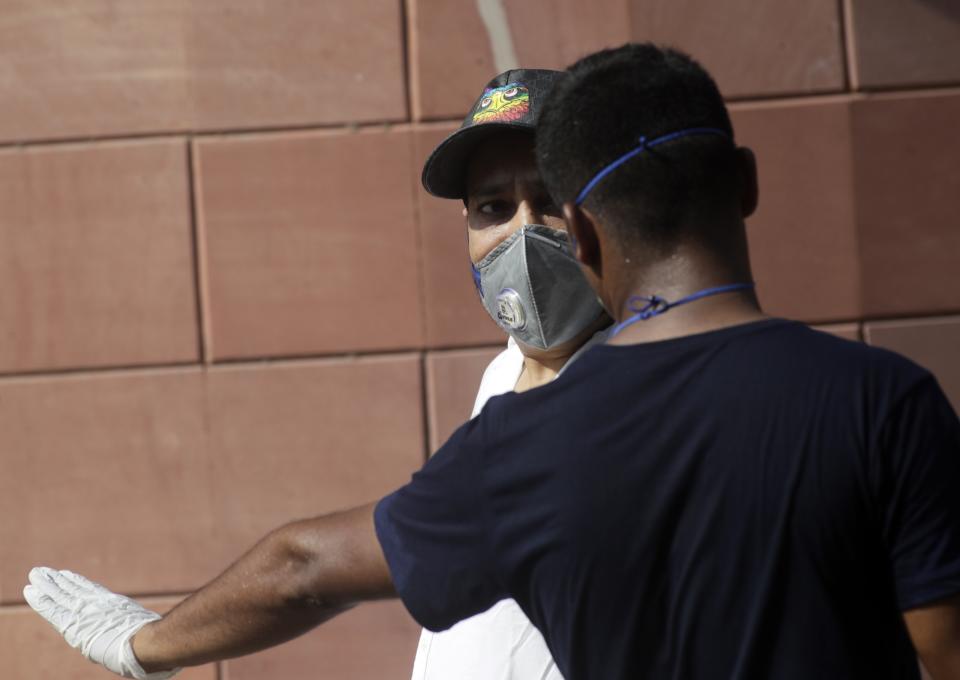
[411,67,610,679]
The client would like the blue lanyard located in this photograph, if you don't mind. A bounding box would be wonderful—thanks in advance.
[609,283,755,337]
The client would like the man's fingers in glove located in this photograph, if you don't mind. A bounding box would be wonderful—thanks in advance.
[61,570,140,610]
[22,585,55,616]
[27,567,81,609]
[55,569,105,600]
[59,568,99,591]
[27,566,62,597]
[23,583,74,634]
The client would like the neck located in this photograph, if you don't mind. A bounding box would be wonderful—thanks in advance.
[514,314,609,392]
[515,352,568,392]
[605,244,765,345]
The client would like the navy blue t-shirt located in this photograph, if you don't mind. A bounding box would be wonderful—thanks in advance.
[375,319,960,679]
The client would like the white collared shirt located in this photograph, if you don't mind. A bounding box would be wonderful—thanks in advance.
[410,329,610,680]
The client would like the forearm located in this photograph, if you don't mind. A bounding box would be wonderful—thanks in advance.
[131,527,338,670]
[133,503,394,672]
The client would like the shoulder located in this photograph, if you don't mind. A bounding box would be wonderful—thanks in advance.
[741,321,930,388]
[750,323,941,445]
[808,324,929,387]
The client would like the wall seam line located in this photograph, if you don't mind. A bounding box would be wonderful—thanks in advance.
[841,0,861,92]
[2,83,960,154]
[185,137,211,364]
[836,0,852,92]
[399,0,414,122]
[420,350,432,462]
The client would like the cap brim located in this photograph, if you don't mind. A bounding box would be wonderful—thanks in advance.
[421,121,534,200]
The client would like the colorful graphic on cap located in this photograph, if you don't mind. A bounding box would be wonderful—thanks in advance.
[472,83,530,124]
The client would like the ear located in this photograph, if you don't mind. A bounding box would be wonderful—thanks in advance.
[737,147,759,218]
[563,202,602,275]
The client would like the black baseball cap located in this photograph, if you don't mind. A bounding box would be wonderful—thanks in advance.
[421,68,565,199]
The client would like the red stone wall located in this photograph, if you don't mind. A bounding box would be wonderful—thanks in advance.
[1,2,957,677]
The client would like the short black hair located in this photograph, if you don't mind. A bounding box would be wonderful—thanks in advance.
[537,44,739,253]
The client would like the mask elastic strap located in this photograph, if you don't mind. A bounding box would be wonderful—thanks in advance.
[574,127,731,206]
[609,282,755,337]
[470,261,483,296]
[468,217,484,296]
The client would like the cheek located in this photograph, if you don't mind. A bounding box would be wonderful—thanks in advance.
[543,215,568,232]
[467,221,524,264]
[466,229,496,265]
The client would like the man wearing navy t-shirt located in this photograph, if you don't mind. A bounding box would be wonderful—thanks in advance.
[25,44,960,680]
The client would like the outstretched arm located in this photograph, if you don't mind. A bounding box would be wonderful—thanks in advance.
[26,503,394,677]
[134,502,394,671]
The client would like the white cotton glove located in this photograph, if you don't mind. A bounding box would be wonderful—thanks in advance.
[23,567,180,680]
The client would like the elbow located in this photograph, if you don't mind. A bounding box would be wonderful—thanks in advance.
[265,522,332,608]
[264,521,343,612]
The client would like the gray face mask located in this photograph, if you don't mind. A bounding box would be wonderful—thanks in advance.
[471,224,605,350]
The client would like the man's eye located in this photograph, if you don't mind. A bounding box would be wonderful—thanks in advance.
[478,200,512,216]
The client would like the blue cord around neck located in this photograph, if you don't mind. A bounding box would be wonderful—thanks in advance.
[609,282,755,337]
